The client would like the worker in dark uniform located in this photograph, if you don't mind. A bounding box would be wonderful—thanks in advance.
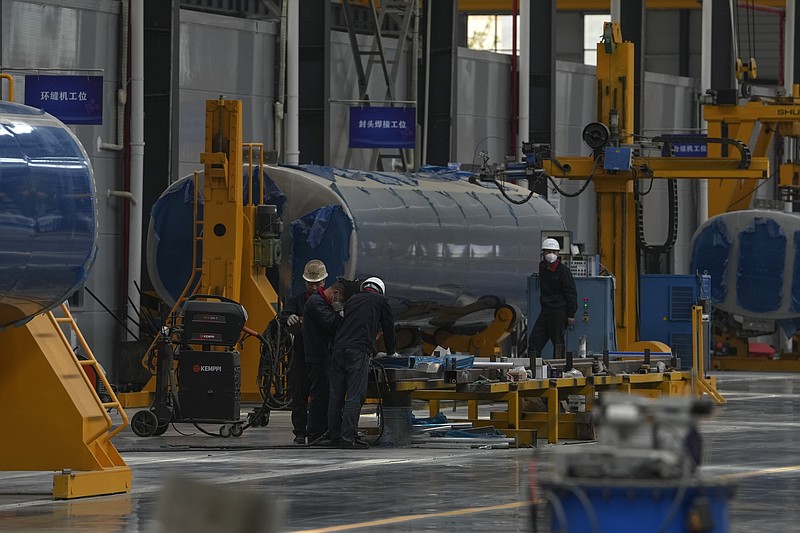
[528,238,578,358]
[326,277,396,449]
[302,280,345,444]
[278,259,328,444]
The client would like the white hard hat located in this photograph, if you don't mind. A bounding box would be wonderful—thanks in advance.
[302,259,328,283]
[361,276,385,295]
[542,238,561,251]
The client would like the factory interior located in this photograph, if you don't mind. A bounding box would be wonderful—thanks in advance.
[3,0,800,531]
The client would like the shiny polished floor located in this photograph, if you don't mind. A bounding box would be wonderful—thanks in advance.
[1,372,800,532]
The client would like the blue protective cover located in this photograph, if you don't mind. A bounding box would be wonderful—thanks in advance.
[289,205,352,296]
[0,102,97,328]
[737,217,785,313]
[690,217,731,304]
[791,231,800,313]
[148,166,281,305]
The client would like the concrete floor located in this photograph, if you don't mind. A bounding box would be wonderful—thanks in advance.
[1,371,799,532]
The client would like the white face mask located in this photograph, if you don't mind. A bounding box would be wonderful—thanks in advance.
[544,253,558,264]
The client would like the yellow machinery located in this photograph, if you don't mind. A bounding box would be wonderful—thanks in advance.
[0,75,131,499]
[701,90,800,369]
[0,304,132,498]
[536,23,770,369]
[705,88,800,217]
[196,99,281,401]
[124,99,281,406]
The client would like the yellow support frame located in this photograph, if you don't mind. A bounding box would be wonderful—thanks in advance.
[703,95,800,215]
[541,22,769,353]
[198,99,279,400]
[125,100,280,405]
[0,304,132,498]
[412,372,693,445]
[692,305,726,404]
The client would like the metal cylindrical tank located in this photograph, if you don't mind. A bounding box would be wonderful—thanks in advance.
[0,102,97,328]
[690,209,800,320]
[148,165,566,324]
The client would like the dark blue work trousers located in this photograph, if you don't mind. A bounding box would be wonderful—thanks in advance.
[328,348,370,443]
[528,309,568,357]
[306,360,330,441]
[290,350,310,438]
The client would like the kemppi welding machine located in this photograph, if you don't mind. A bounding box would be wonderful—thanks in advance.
[131,295,248,437]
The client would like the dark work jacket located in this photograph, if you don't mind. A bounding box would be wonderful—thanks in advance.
[333,290,396,355]
[303,289,341,363]
[279,290,311,358]
[538,259,578,318]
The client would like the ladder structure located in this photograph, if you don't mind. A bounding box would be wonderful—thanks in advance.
[0,303,132,498]
[341,0,419,171]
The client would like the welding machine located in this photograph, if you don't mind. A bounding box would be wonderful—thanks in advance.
[131,295,249,437]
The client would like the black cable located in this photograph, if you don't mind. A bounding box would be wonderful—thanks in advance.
[258,318,293,409]
[369,358,391,445]
[634,166,656,196]
[486,178,535,204]
[545,156,599,198]
[471,135,513,169]
[634,168,678,255]
[84,286,139,340]
[726,169,777,210]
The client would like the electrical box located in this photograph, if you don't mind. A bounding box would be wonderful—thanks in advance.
[178,299,248,347]
[603,146,633,171]
[527,275,616,358]
[639,274,711,369]
[178,350,241,422]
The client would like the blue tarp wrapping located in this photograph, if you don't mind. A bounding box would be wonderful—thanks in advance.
[737,217,785,313]
[690,217,731,304]
[149,177,203,304]
[792,231,800,313]
[289,205,353,296]
[148,168,285,305]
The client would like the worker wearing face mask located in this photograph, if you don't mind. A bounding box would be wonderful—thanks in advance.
[302,280,345,444]
[528,238,577,358]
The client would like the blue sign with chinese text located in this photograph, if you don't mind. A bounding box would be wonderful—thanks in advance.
[24,75,103,125]
[349,107,415,149]
[660,134,707,158]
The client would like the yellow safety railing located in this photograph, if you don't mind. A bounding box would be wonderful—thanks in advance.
[48,302,130,440]
[692,305,726,404]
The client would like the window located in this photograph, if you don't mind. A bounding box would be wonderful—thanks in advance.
[584,14,611,66]
[467,15,517,55]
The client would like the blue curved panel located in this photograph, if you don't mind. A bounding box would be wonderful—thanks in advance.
[690,217,731,304]
[793,231,800,313]
[148,166,288,306]
[147,177,203,306]
[737,217,785,313]
[0,102,97,328]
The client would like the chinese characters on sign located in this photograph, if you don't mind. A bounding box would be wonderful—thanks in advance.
[660,134,707,158]
[24,75,103,125]
[349,107,416,149]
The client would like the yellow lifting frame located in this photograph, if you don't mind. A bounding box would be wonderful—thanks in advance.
[704,91,800,216]
[0,303,132,498]
[541,22,769,352]
[200,99,280,400]
[125,101,281,406]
